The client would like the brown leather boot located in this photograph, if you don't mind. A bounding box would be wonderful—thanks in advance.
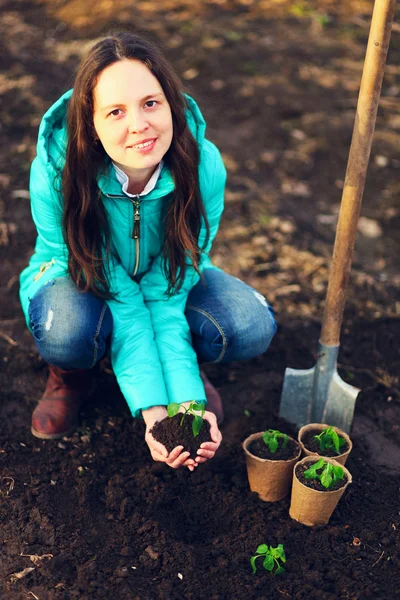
[31,365,95,440]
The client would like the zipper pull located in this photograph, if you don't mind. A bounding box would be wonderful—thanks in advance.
[132,199,141,240]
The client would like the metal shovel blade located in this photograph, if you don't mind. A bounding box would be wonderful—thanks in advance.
[279,342,360,433]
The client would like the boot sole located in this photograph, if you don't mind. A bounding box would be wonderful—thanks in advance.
[31,425,75,440]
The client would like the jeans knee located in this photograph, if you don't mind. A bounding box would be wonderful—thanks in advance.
[33,321,99,370]
[221,305,277,362]
[187,306,228,363]
[28,280,112,370]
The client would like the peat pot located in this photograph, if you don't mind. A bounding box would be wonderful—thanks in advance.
[298,423,353,466]
[242,432,301,502]
[289,456,352,526]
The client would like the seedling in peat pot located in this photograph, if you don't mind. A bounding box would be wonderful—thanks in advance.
[304,458,345,489]
[167,401,205,437]
[262,429,288,454]
[314,426,347,455]
[250,543,286,575]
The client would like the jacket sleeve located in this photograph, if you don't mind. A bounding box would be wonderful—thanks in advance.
[26,157,71,287]
[28,157,169,418]
[105,258,169,417]
[139,141,227,405]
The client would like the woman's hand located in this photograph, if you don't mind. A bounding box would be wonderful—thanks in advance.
[178,402,223,467]
[142,405,197,471]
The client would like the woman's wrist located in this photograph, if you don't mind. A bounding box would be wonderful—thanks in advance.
[142,405,168,424]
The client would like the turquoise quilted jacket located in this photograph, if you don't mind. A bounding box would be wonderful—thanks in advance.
[19,89,227,417]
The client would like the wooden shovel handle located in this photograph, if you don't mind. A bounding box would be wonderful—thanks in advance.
[320,0,396,346]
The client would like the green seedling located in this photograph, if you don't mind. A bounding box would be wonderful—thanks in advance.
[314,426,347,455]
[250,543,286,575]
[262,429,288,454]
[304,458,345,489]
[167,401,205,437]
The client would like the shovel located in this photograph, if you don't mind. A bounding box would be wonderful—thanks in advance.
[279,0,397,433]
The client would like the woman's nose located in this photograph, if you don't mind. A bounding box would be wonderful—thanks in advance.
[128,110,149,133]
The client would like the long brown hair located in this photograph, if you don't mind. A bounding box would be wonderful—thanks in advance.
[63,32,209,298]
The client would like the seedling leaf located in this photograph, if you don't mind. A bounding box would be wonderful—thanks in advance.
[270,547,280,559]
[167,403,180,417]
[262,429,289,454]
[192,415,204,437]
[251,543,286,576]
[269,437,279,453]
[250,556,258,574]
[263,555,275,571]
[320,468,332,489]
[169,401,205,438]
[333,465,345,481]
[314,426,347,455]
[304,459,345,490]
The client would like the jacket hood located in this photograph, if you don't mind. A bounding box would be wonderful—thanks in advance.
[35,88,207,172]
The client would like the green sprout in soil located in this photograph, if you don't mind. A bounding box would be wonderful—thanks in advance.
[314,426,347,455]
[167,401,205,437]
[262,429,288,454]
[304,458,345,489]
[250,543,286,575]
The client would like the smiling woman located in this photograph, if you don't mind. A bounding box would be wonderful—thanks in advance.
[92,61,173,194]
[19,32,278,472]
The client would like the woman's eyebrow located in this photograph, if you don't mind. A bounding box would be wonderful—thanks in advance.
[100,92,164,113]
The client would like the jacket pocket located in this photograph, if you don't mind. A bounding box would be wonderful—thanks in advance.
[33,258,56,282]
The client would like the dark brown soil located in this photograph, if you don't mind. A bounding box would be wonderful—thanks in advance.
[1,1,400,599]
[150,414,211,458]
[301,430,350,458]
[248,437,300,461]
[296,462,349,493]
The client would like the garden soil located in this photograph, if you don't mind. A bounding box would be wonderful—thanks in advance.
[1,1,399,599]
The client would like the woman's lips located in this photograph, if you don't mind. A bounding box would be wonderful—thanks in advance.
[127,138,157,154]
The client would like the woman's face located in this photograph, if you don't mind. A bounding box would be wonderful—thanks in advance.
[93,59,173,179]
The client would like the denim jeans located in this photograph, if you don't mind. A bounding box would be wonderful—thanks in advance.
[28,269,277,370]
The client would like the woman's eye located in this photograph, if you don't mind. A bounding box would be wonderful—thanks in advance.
[145,100,157,108]
[109,109,122,117]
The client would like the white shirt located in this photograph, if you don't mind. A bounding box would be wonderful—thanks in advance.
[112,161,163,197]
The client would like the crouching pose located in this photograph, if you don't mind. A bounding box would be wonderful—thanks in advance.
[20,32,277,470]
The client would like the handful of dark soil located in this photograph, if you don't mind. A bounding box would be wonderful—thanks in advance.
[150,414,212,459]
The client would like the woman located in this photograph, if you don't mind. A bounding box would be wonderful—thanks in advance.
[19,32,277,471]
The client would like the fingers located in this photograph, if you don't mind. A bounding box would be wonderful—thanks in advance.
[146,412,223,471]
[147,439,197,470]
[203,411,221,444]
[145,431,169,458]
[167,446,193,469]
[194,425,223,464]
[196,447,215,460]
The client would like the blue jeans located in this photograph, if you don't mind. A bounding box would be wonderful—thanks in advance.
[28,269,277,369]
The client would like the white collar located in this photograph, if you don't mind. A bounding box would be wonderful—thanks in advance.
[112,161,163,197]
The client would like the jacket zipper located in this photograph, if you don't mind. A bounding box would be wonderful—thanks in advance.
[130,195,141,276]
[104,192,142,277]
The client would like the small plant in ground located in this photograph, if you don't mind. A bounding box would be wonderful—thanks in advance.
[250,543,286,575]
[167,401,205,437]
[304,458,345,489]
[262,429,288,454]
[314,426,347,455]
